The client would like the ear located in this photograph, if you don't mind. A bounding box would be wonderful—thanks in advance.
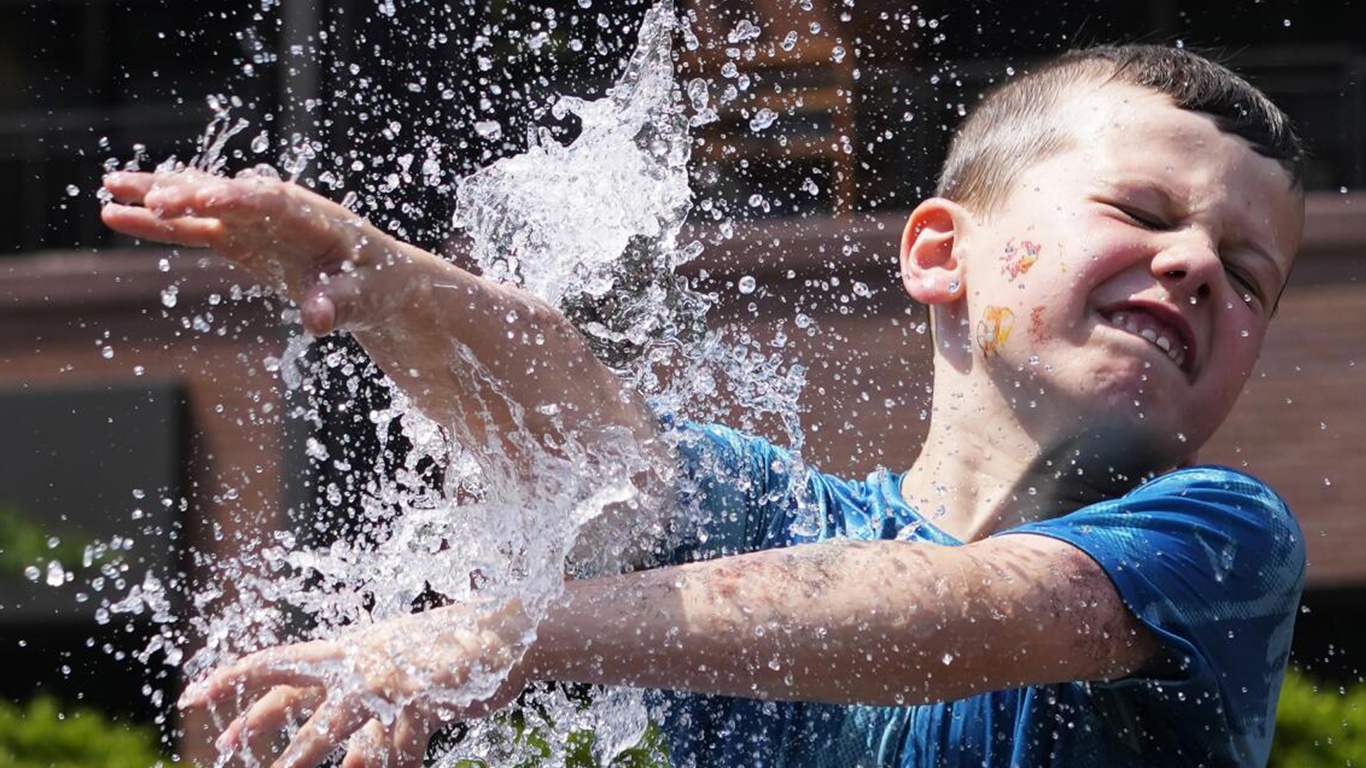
[900,197,969,305]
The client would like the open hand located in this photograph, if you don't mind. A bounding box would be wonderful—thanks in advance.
[101,171,430,336]
[183,605,533,768]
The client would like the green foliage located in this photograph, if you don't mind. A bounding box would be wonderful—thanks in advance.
[2,669,1356,768]
[449,686,670,768]
[1270,668,1366,768]
[0,695,180,768]
[0,503,104,582]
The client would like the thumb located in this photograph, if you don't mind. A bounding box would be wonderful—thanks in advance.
[301,272,387,335]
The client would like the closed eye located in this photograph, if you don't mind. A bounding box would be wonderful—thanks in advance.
[1113,204,1170,230]
[1224,265,1264,307]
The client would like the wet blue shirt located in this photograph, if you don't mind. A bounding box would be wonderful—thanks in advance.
[653,423,1305,768]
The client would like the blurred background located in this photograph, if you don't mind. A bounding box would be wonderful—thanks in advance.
[0,0,1362,765]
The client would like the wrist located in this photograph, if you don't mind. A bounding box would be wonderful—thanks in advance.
[517,585,579,682]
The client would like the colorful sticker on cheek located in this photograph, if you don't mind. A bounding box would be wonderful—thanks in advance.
[1028,306,1047,343]
[1001,238,1042,280]
[976,306,1015,356]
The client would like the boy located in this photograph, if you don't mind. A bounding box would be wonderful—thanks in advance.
[102,45,1305,768]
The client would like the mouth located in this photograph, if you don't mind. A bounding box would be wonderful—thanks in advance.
[1098,305,1195,377]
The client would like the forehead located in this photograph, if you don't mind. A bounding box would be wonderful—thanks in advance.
[1053,82,1304,256]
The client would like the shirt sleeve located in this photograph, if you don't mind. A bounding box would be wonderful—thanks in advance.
[663,421,827,561]
[998,466,1306,765]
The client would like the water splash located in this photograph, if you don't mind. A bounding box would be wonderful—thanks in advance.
[89,2,812,764]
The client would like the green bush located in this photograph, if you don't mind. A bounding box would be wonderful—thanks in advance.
[1270,668,1366,768]
[0,695,180,768]
[0,503,110,583]
[0,668,1353,768]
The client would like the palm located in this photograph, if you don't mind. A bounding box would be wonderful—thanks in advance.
[187,606,529,768]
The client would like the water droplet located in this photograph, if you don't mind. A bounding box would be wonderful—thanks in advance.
[781,31,798,51]
[160,285,178,308]
[24,565,40,582]
[251,132,270,153]
[728,19,761,43]
[474,120,502,140]
[749,108,777,132]
[65,184,80,197]
[941,652,955,665]
[737,275,757,295]
[46,560,66,587]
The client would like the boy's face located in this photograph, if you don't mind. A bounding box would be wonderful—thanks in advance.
[949,82,1303,467]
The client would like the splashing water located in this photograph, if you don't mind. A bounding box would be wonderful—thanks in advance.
[91,2,813,764]
[453,1,701,370]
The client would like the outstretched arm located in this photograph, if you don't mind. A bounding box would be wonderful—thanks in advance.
[183,534,1160,768]
[100,171,659,455]
[532,533,1160,703]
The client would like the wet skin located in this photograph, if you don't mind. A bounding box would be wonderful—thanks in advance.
[899,81,1303,542]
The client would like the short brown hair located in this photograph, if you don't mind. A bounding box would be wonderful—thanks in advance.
[936,45,1305,215]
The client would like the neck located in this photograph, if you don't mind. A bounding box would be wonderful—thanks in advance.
[898,360,1141,543]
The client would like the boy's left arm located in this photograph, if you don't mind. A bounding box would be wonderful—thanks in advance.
[188,535,1159,767]
[531,534,1160,703]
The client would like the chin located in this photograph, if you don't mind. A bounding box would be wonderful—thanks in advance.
[1052,377,1199,478]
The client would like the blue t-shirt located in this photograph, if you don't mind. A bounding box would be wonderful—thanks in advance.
[652,423,1305,768]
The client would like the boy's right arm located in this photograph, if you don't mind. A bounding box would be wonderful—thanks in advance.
[100,171,661,469]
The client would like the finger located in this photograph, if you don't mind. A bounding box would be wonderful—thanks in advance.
[101,203,223,248]
[273,699,369,768]
[142,176,247,220]
[219,686,326,763]
[340,720,388,768]
[182,641,338,710]
[102,172,158,205]
[389,713,432,768]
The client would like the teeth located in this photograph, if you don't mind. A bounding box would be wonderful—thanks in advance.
[1106,311,1188,371]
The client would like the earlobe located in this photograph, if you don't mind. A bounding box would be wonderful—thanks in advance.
[901,197,968,305]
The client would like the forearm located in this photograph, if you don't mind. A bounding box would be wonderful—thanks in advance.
[525,538,1144,705]
[525,540,969,704]
[348,243,657,448]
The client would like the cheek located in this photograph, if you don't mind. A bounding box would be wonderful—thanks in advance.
[975,306,1017,357]
[1000,238,1045,282]
[1028,306,1048,343]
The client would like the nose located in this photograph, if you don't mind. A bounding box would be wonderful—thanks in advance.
[1151,235,1220,304]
